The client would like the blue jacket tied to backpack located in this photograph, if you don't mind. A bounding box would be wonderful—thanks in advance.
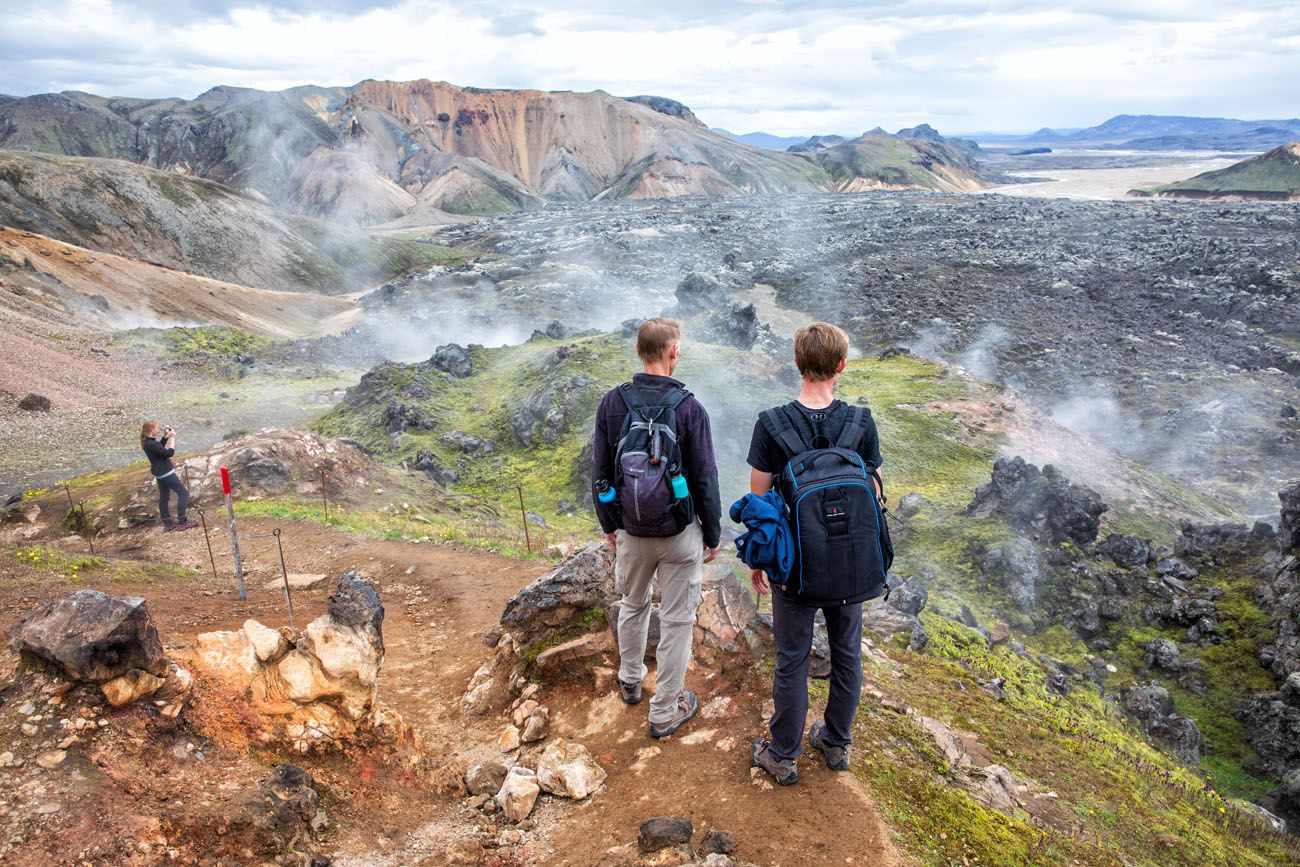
[730,490,794,583]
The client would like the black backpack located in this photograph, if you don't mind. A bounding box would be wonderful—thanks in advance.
[612,382,694,537]
[761,404,892,605]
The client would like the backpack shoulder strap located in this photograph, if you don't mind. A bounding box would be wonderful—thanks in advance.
[661,387,690,411]
[760,406,807,461]
[835,405,867,450]
[617,381,647,414]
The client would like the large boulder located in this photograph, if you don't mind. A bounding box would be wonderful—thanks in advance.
[428,343,473,379]
[1099,534,1152,569]
[508,374,592,447]
[692,566,762,661]
[536,739,607,799]
[5,590,167,683]
[1238,676,1300,780]
[500,543,616,643]
[1281,481,1300,553]
[968,457,1108,546]
[980,538,1043,613]
[1125,682,1204,766]
[236,764,324,855]
[496,766,540,822]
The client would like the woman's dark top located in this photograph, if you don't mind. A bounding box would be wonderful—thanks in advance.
[143,437,175,478]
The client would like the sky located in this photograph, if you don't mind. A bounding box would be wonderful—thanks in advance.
[1,0,1297,136]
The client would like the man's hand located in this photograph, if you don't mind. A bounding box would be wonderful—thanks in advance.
[703,545,719,564]
[749,568,769,596]
[604,532,618,555]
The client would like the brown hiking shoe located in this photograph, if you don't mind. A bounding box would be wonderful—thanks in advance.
[750,737,798,786]
[808,722,850,771]
[648,690,698,738]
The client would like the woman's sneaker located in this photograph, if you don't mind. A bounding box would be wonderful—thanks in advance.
[173,520,198,531]
[750,738,798,786]
[648,690,698,738]
[808,722,850,771]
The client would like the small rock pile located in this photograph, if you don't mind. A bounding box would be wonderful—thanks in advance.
[600,815,747,866]
[189,571,420,759]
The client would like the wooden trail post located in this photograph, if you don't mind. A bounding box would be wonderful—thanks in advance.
[319,467,329,521]
[221,467,246,600]
[196,508,219,583]
[273,528,296,628]
[517,484,532,553]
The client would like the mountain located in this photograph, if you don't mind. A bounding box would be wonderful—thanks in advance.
[0,149,443,292]
[980,114,1300,151]
[789,130,990,192]
[0,82,998,224]
[713,129,810,150]
[1132,142,1300,200]
[0,81,832,222]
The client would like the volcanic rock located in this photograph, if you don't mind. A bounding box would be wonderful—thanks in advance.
[700,829,736,856]
[1144,638,1182,673]
[1125,682,1204,765]
[980,538,1043,613]
[968,457,1108,545]
[638,816,694,853]
[1282,481,1300,553]
[508,374,591,447]
[439,430,495,455]
[429,343,473,378]
[1099,534,1152,569]
[500,543,617,643]
[6,590,167,683]
[238,764,323,854]
[17,393,51,412]
[536,739,607,799]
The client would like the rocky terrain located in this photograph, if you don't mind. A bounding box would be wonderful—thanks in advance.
[0,81,992,222]
[368,193,1299,513]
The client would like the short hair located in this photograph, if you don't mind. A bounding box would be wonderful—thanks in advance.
[636,317,681,363]
[794,322,849,381]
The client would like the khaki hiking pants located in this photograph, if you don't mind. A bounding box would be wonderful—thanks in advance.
[614,522,703,726]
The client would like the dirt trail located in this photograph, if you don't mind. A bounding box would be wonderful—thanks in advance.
[1,520,907,866]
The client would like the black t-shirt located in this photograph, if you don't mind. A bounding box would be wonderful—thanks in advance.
[746,399,883,475]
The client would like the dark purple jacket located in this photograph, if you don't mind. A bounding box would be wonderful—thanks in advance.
[592,373,722,548]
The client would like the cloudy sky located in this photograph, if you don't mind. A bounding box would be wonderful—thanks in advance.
[2,0,1297,135]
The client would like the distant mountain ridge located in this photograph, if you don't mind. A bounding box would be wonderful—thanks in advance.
[981,114,1300,151]
[0,81,993,225]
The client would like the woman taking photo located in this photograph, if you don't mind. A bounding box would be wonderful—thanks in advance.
[141,421,196,531]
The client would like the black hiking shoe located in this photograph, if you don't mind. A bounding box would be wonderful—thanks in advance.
[808,722,850,771]
[750,737,798,786]
[648,690,698,738]
[619,679,643,705]
[173,520,198,532]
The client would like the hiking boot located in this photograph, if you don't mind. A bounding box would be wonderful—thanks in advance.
[750,737,798,786]
[648,690,698,738]
[162,519,177,532]
[808,722,850,771]
[619,679,643,705]
[173,520,199,532]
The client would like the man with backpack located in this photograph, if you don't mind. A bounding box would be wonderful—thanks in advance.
[745,322,891,785]
[592,317,722,738]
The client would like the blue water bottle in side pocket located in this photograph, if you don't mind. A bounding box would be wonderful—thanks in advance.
[668,464,689,500]
[596,478,618,505]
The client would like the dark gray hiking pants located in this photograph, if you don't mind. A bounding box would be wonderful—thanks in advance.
[769,592,863,762]
[156,472,188,524]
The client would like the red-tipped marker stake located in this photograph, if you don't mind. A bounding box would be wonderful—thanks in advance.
[221,466,246,600]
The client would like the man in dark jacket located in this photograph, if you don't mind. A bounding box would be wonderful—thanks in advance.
[746,322,884,785]
[592,317,722,738]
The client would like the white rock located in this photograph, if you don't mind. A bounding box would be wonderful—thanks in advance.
[242,620,289,663]
[536,739,606,799]
[495,767,540,822]
[498,725,521,753]
[194,629,260,690]
[35,750,66,769]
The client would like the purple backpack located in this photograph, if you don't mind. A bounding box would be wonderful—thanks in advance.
[614,382,691,537]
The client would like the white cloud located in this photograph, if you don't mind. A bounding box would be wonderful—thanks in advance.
[0,0,1295,134]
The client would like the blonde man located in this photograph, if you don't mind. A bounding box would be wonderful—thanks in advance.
[746,322,886,785]
[591,318,722,738]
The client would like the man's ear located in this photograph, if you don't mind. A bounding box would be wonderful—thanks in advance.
[836,358,847,374]
[670,342,681,362]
